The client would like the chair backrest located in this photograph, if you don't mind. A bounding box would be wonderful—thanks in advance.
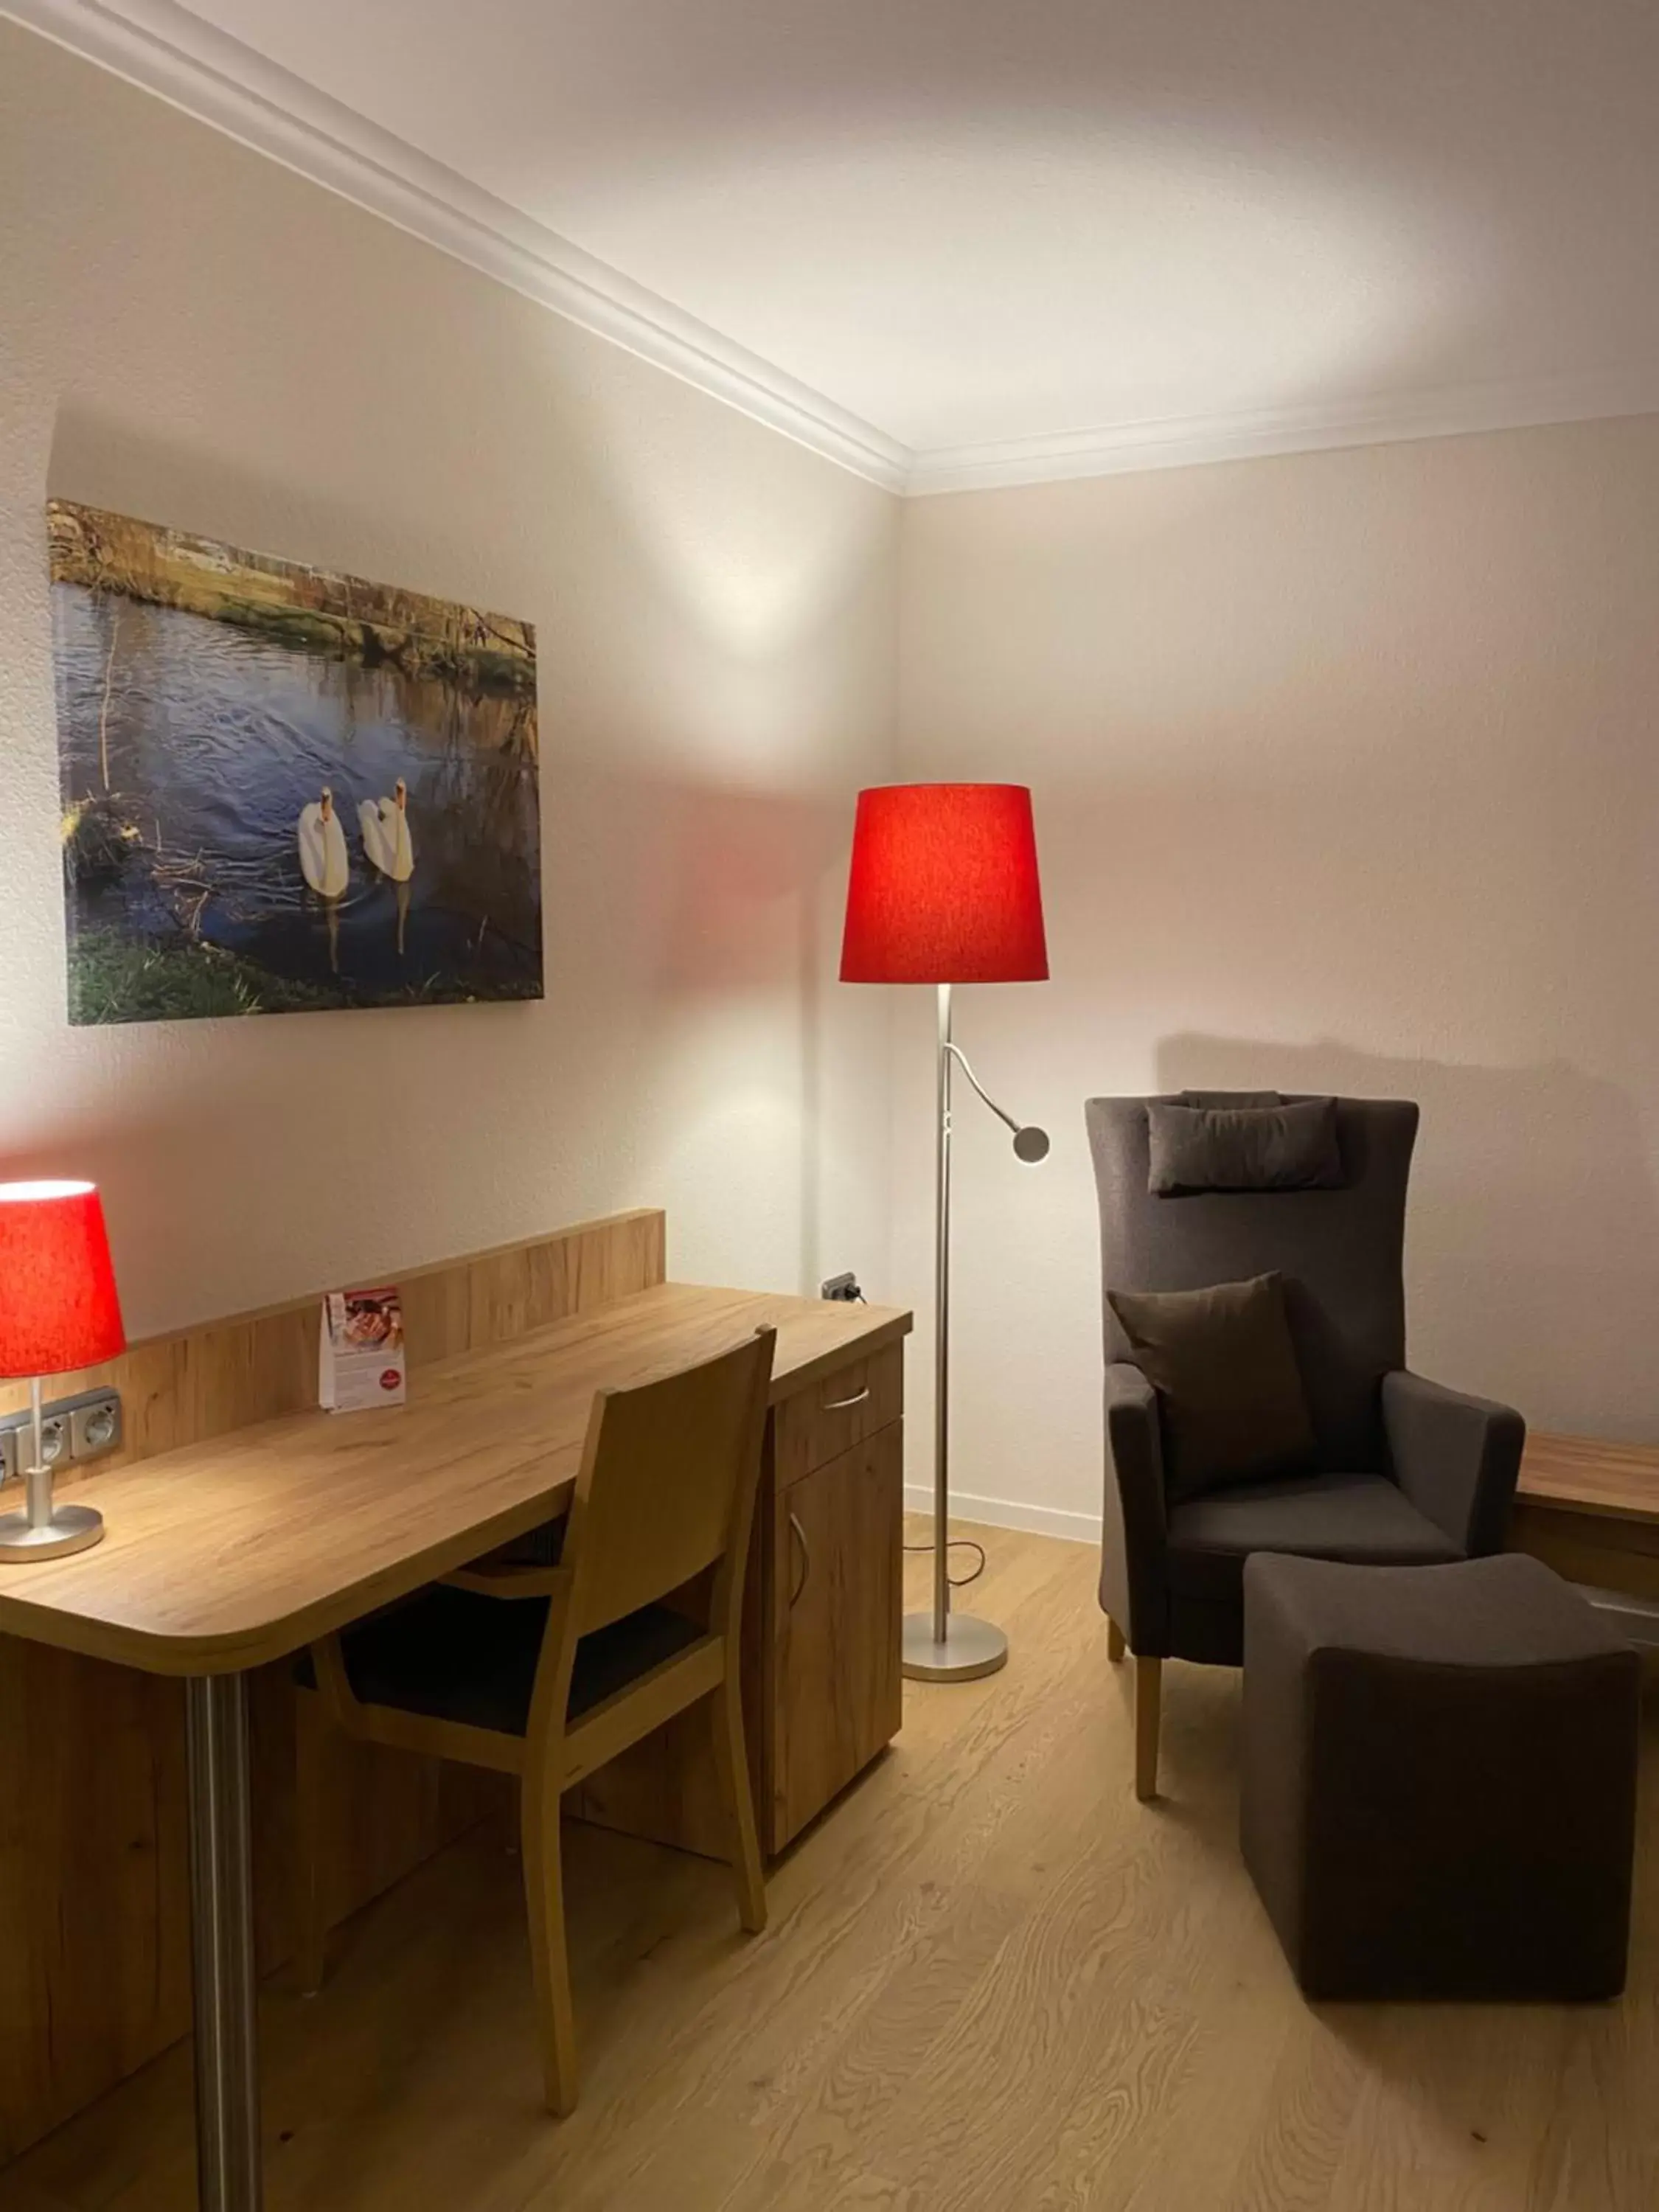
[562,1326,776,1638]
[1085,1094,1418,1471]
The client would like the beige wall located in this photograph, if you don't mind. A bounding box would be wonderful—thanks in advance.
[0,26,900,1337]
[897,417,1659,1533]
[10,24,1655,1537]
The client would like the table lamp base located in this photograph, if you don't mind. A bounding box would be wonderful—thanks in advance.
[0,1501,105,1561]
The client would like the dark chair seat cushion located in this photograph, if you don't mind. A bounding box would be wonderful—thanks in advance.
[1166,1470,1461,1604]
[296,1585,703,1736]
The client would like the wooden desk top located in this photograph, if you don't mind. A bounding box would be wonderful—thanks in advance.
[1517,1430,1659,1525]
[0,1284,909,1678]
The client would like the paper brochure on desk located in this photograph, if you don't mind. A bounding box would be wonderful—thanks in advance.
[319,1287,407,1412]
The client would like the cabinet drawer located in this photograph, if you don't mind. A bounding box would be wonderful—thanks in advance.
[774,1342,903,1488]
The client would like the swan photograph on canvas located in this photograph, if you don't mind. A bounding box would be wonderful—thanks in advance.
[49,500,543,1023]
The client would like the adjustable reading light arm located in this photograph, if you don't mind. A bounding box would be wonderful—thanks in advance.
[944,1042,1051,1162]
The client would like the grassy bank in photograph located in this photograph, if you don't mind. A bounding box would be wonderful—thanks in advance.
[48,500,538,698]
[66,925,342,1023]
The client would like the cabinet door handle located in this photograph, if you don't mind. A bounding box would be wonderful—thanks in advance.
[821,1385,870,1412]
[788,1510,811,1607]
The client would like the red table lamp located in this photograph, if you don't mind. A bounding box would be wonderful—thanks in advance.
[0,1181,125,1561]
[841,784,1049,1683]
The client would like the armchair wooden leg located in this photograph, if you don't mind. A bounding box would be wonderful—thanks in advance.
[293,1688,330,1996]
[709,1677,767,1935]
[1134,1656,1162,1803]
[521,1778,579,2116]
[1106,1616,1126,1663]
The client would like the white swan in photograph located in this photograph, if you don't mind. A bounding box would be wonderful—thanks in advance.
[297,786,349,899]
[358,778,415,883]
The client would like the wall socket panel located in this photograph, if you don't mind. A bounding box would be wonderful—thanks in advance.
[0,1388,122,1482]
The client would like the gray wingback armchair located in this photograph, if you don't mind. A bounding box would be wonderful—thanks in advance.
[1085,1093,1526,1798]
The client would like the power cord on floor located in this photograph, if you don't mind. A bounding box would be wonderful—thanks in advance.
[903,1535,987,1589]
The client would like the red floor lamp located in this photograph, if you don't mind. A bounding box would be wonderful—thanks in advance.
[841,784,1049,1682]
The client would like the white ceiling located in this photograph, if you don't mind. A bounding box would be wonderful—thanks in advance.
[15,0,1659,489]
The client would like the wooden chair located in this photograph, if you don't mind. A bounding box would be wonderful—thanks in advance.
[293,1326,776,2114]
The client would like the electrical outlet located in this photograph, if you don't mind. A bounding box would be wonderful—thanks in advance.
[0,1389,123,1478]
[68,1391,122,1463]
[0,1409,70,1472]
[821,1271,863,1303]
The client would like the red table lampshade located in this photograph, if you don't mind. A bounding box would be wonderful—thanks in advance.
[0,1182,126,1380]
[840,783,1048,984]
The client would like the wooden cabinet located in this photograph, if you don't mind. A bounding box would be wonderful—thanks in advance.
[769,1422,903,1851]
[574,1358,905,1862]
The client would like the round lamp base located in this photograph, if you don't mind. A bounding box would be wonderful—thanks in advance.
[0,1503,105,1562]
[902,1610,1009,1683]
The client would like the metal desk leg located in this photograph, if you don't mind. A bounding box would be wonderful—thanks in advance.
[185,1674,263,2212]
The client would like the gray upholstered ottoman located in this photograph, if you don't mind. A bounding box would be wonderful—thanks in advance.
[1241,1552,1640,2000]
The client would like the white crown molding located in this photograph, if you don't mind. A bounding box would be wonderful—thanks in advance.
[2,0,911,493]
[12,3,1659,503]
[904,367,1659,495]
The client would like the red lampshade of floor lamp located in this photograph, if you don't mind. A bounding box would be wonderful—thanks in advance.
[0,1180,125,1561]
[838,784,1048,1684]
[839,782,1048,984]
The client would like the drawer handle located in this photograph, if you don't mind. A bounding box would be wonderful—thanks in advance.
[789,1510,811,1607]
[821,1385,871,1412]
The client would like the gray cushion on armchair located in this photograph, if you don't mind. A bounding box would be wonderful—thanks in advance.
[1147,1096,1345,1195]
[1086,1093,1526,1669]
[1106,1272,1317,1500]
[1166,1472,1461,1602]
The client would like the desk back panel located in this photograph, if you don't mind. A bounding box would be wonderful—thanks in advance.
[0,1208,664,2164]
[0,1208,666,1483]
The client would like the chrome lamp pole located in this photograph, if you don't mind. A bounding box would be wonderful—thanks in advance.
[902,981,1048,1682]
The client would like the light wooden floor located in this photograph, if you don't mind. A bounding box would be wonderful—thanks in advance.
[5,1523,1657,2212]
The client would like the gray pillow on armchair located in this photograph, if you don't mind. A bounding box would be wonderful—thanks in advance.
[1148,1096,1344,1196]
[1106,1270,1318,1503]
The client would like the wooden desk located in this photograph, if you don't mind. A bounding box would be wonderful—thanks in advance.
[1509,1430,1659,1607]
[0,1219,908,2212]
